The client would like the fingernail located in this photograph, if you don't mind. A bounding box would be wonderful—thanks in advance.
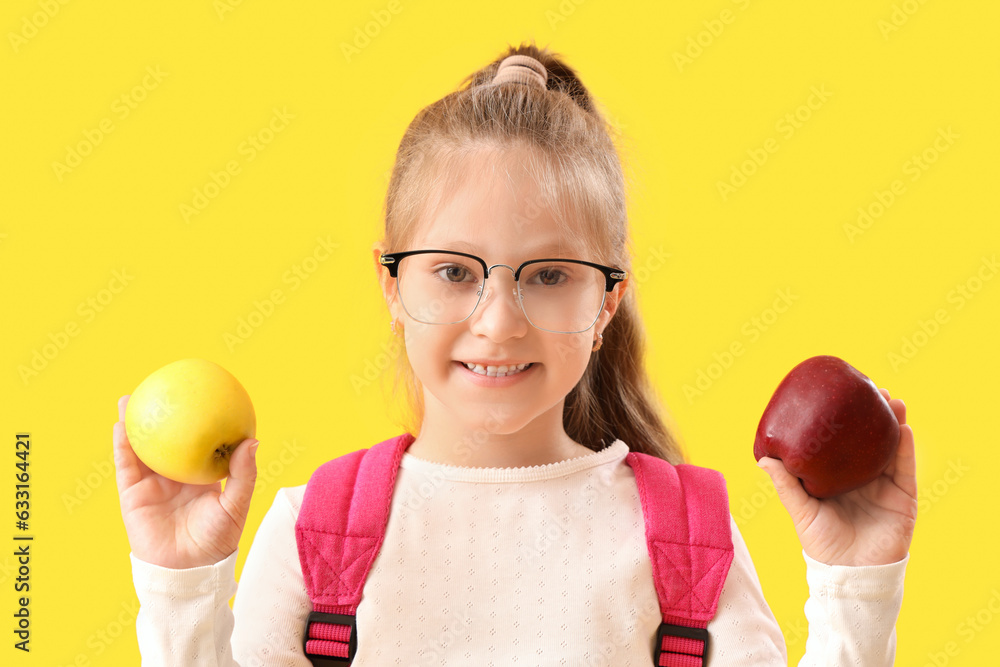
[249,440,259,457]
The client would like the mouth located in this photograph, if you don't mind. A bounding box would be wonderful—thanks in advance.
[457,361,534,377]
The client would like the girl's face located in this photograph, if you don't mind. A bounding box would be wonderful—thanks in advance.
[378,151,628,442]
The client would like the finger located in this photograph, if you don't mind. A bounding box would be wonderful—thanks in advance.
[757,456,815,526]
[119,394,130,421]
[890,398,906,425]
[113,420,144,492]
[878,389,906,426]
[891,424,917,499]
[881,397,909,472]
[219,438,258,528]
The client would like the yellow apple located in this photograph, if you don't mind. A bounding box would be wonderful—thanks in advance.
[124,358,256,484]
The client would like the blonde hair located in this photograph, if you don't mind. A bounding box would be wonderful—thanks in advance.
[374,40,685,464]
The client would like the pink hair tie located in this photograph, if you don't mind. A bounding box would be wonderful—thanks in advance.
[491,55,548,90]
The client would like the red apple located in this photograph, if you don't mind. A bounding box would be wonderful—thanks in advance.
[753,355,899,498]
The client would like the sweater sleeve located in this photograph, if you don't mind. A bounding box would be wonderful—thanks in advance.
[129,488,313,666]
[130,550,241,666]
[707,517,908,666]
[798,550,909,666]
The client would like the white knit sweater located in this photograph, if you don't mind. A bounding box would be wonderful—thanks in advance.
[129,439,908,666]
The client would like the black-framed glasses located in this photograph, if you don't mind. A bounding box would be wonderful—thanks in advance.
[379,249,627,334]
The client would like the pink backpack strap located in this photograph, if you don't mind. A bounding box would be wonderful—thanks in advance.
[294,432,415,665]
[294,435,732,667]
[626,451,735,667]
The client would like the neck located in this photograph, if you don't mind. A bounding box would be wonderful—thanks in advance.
[407,395,593,468]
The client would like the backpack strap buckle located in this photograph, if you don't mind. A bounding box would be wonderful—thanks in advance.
[303,611,357,665]
[654,622,709,666]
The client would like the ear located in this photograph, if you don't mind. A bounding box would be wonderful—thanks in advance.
[599,276,628,330]
[372,243,399,315]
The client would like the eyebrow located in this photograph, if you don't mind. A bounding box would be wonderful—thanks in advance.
[434,240,576,257]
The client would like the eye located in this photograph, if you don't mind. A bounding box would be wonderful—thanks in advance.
[526,265,570,287]
[537,268,566,286]
[435,265,475,283]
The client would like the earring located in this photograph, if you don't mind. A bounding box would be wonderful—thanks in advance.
[390,318,400,335]
[592,331,603,352]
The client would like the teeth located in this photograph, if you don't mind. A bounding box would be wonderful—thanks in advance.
[463,362,532,377]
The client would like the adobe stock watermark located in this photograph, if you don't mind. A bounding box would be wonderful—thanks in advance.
[717,85,832,201]
[122,396,177,443]
[782,617,808,650]
[548,246,669,365]
[629,245,671,287]
[180,107,294,223]
[733,476,778,528]
[576,591,664,667]
[349,263,465,396]
[8,0,73,54]
[518,464,617,564]
[673,0,753,72]
[53,599,140,667]
[451,404,515,466]
[683,288,799,404]
[350,275,508,396]
[350,334,404,395]
[214,0,249,20]
[553,325,606,364]
[52,66,168,182]
[405,609,474,667]
[917,459,968,517]
[887,254,996,372]
[71,397,175,513]
[921,587,1000,667]
[63,453,116,514]
[878,0,931,40]
[395,406,517,512]
[239,631,309,667]
[340,0,404,63]
[224,235,338,352]
[742,416,844,520]
[398,467,449,512]
[252,438,306,496]
[18,268,134,385]
[843,126,958,243]
[0,555,19,587]
[545,0,589,30]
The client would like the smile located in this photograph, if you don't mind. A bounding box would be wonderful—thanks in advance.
[461,362,533,377]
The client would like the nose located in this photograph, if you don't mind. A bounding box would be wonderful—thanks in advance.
[470,266,529,338]
[478,282,521,311]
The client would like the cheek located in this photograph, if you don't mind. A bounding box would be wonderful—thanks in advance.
[554,334,594,362]
[548,335,594,380]
[402,325,449,372]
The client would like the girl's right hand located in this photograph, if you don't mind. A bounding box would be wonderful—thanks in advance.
[113,394,259,569]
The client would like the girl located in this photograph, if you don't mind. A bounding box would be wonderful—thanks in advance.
[114,42,917,665]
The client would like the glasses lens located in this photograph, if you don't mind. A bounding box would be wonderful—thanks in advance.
[396,253,485,324]
[518,261,606,333]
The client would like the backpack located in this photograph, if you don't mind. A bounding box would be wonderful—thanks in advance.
[294,432,734,666]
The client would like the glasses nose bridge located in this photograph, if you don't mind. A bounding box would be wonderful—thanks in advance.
[485,262,517,279]
[478,263,521,306]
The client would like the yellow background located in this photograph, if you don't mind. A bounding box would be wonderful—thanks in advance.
[2,0,997,664]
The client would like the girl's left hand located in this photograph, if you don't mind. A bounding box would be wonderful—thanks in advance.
[756,388,917,566]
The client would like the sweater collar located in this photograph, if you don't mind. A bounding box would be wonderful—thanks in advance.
[399,439,629,483]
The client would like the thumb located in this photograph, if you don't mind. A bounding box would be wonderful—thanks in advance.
[219,438,258,527]
[757,456,815,526]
